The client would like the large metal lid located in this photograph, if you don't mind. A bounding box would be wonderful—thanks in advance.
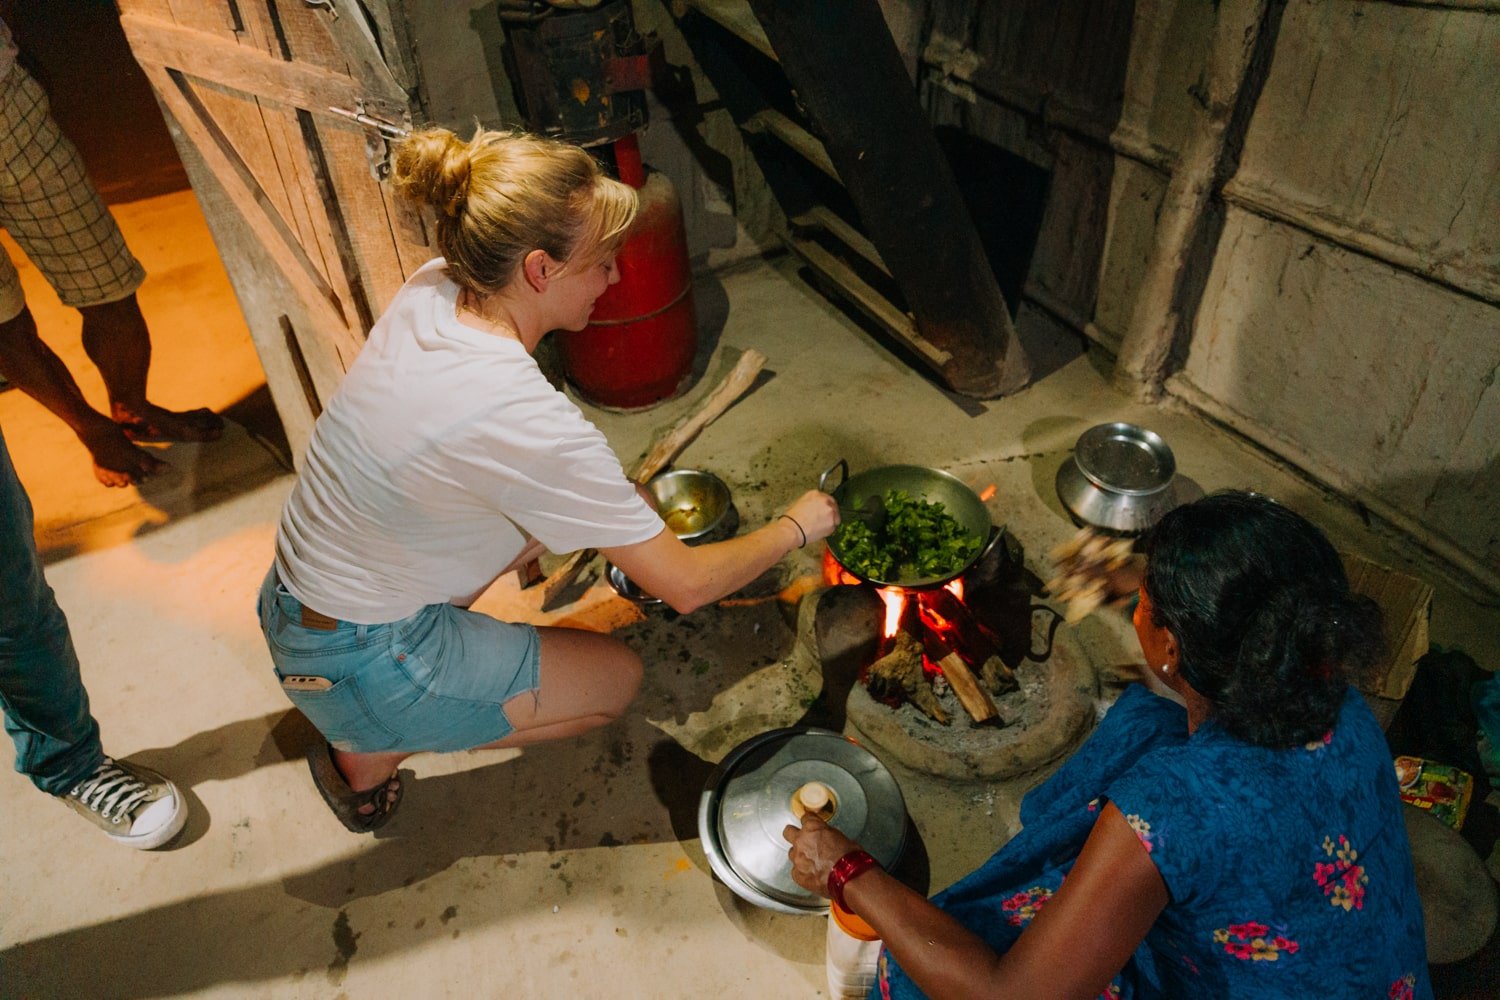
[1074,422,1176,495]
[698,728,907,913]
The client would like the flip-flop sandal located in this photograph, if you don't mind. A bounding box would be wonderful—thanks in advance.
[306,743,403,833]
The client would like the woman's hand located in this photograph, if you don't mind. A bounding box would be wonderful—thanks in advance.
[782,490,841,547]
[782,814,859,897]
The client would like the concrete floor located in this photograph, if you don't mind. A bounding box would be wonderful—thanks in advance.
[1,190,1497,998]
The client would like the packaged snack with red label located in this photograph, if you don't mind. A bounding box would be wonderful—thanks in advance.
[1394,755,1474,830]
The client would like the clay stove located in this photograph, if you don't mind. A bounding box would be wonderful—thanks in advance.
[812,537,1098,783]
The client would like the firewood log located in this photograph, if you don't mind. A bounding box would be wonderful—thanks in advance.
[981,655,1018,696]
[867,630,948,725]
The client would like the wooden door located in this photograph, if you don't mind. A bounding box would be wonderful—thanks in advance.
[117,0,431,461]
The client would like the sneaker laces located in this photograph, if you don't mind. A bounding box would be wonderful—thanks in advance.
[67,759,151,824]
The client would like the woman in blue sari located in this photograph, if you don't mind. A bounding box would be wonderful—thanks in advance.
[785,491,1430,999]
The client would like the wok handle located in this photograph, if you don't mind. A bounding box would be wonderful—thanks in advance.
[977,525,1005,563]
[818,458,849,495]
[1027,604,1062,661]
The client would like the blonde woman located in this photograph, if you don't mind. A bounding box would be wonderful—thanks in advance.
[258,127,838,831]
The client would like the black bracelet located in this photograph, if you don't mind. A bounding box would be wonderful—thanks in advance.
[778,513,807,548]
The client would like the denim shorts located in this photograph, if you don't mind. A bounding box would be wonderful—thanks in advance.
[257,567,541,753]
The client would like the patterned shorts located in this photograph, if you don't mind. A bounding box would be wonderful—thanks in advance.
[0,65,144,324]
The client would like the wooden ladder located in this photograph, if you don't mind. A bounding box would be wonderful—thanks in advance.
[673,0,1032,399]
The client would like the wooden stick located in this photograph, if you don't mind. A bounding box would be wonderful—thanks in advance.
[935,651,998,724]
[536,349,769,608]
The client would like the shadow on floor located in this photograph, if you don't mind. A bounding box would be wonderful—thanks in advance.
[35,383,289,565]
[0,596,809,996]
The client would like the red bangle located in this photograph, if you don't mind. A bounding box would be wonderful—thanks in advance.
[828,849,881,913]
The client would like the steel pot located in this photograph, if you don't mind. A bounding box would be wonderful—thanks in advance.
[818,459,1000,589]
[698,727,907,913]
[1054,422,1200,535]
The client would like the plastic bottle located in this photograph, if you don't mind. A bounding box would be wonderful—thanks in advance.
[826,899,882,999]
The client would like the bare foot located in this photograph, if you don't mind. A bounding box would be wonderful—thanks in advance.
[80,422,168,487]
[111,402,224,443]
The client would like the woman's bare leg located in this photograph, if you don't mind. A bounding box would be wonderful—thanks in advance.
[325,626,640,812]
[483,625,643,749]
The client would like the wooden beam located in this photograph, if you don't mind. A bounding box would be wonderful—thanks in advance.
[1112,0,1276,400]
[121,11,364,116]
[791,205,889,278]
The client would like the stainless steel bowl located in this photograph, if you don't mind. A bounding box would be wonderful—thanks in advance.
[647,469,732,543]
[606,469,735,604]
[1056,422,1197,534]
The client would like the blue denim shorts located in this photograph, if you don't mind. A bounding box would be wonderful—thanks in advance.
[257,568,541,753]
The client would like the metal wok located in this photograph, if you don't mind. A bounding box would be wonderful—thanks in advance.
[818,459,1000,589]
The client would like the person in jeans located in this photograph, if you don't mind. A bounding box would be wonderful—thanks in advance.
[0,16,222,486]
[0,422,186,848]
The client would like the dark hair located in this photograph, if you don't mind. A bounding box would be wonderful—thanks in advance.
[1141,491,1385,748]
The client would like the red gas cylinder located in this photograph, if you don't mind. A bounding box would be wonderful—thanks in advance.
[560,168,697,409]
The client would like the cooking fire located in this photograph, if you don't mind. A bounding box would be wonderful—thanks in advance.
[823,549,1019,726]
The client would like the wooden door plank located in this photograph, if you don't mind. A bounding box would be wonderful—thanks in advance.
[121,12,363,115]
[187,81,304,281]
[144,64,365,371]
[117,0,178,20]
[295,115,377,333]
[380,182,432,283]
[292,0,408,105]
[259,105,342,286]
[267,0,354,76]
[317,121,411,315]
[229,0,281,56]
[159,105,327,456]
[165,0,238,40]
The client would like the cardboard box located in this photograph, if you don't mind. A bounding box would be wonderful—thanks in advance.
[1341,551,1433,702]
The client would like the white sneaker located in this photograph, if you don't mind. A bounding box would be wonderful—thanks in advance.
[61,758,187,850]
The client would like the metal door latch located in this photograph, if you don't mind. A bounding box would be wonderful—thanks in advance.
[328,102,411,180]
[303,0,338,18]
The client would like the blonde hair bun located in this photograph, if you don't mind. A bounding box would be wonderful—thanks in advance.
[390,125,638,294]
[392,127,473,218]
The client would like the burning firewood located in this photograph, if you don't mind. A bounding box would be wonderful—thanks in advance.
[932,650,998,724]
[919,587,1017,698]
[867,629,949,725]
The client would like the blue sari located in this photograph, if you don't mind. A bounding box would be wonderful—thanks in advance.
[873,685,1431,999]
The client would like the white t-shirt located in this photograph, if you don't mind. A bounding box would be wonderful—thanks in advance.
[275,259,664,623]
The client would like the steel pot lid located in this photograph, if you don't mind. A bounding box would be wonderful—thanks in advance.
[699,727,907,912]
[1073,422,1175,496]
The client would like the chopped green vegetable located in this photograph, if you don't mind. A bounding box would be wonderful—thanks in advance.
[832,489,982,582]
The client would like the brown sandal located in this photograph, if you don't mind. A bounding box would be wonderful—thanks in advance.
[306,743,402,833]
